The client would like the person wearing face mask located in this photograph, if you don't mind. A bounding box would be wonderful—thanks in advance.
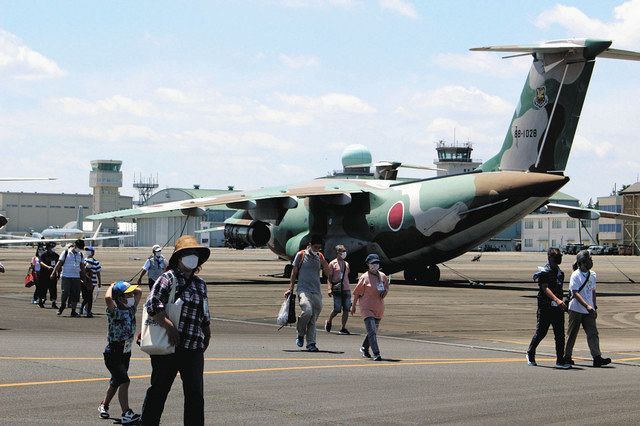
[564,250,611,368]
[324,244,352,335]
[137,245,166,290]
[526,248,571,369]
[99,281,142,424]
[284,234,332,352]
[350,253,389,361]
[141,235,211,426]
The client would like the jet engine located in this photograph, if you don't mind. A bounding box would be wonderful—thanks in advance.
[224,221,271,249]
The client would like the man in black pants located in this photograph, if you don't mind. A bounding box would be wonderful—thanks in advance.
[526,247,571,369]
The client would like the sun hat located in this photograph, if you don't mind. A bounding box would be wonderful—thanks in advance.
[169,235,210,269]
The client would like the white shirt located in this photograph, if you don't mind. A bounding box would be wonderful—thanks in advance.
[60,249,83,279]
[568,269,596,314]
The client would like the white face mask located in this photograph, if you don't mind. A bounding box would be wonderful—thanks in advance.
[181,254,199,270]
[368,263,380,273]
[339,252,347,259]
[125,297,135,308]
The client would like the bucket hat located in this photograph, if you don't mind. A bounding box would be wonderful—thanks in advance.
[169,235,210,269]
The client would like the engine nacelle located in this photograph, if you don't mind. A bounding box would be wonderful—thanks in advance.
[224,222,271,249]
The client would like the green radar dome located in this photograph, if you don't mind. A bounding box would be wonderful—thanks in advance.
[341,144,372,169]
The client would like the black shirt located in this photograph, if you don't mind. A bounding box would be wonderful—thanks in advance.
[534,264,564,308]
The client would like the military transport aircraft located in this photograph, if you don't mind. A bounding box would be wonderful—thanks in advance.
[87,39,640,283]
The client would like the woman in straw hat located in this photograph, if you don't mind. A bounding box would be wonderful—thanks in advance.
[141,235,211,426]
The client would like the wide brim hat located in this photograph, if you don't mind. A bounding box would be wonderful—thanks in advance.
[169,235,210,268]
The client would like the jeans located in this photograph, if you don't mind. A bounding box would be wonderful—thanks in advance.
[141,348,205,426]
[362,317,381,356]
[332,291,352,314]
[297,292,322,348]
[60,277,82,310]
[527,306,565,363]
[565,310,601,359]
[80,284,95,314]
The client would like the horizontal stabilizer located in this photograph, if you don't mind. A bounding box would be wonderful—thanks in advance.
[471,39,640,61]
[545,202,640,221]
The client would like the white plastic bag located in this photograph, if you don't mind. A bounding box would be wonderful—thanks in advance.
[276,298,289,326]
[140,272,182,355]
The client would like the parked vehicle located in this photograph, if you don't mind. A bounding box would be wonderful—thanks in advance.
[588,245,605,255]
[562,243,584,255]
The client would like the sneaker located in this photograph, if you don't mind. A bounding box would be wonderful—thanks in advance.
[70,310,80,318]
[32,299,38,304]
[360,347,371,358]
[324,320,332,333]
[86,312,94,318]
[295,336,304,348]
[56,307,64,316]
[307,345,319,352]
[38,300,45,308]
[373,355,382,361]
[338,328,350,335]
[593,356,612,367]
[51,302,58,309]
[98,403,109,419]
[120,409,141,425]
[564,358,575,365]
[555,362,572,369]
[526,353,537,366]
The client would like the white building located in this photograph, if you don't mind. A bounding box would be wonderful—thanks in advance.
[521,213,598,252]
[597,194,623,246]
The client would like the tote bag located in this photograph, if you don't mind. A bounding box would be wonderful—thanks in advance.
[140,272,183,355]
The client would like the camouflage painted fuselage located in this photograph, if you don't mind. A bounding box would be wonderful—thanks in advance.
[263,171,567,273]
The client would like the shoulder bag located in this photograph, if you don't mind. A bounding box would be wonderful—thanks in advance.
[140,271,183,355]
[563,271,590,307]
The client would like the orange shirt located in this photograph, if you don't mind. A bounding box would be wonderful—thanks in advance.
[353,271,389,319]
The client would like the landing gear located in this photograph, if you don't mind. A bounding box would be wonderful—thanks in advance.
[403,264,440,284]
[283,264,293,279]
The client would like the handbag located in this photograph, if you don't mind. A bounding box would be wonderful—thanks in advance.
[24,266,37,288]
[331,262,347,294]
[140,272,183,355]
[276,294,297,330]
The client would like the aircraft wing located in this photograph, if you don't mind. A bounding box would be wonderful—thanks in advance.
[86,178,375,221]
[0,234,134,246]
[545,203,640,221]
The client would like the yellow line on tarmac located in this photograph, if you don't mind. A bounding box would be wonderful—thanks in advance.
[614,357,640,362]
[0,356,551,362]
[0,357,525,388]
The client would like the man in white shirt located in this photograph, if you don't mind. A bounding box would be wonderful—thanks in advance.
[564,250,611,367]
[51,239,86,317]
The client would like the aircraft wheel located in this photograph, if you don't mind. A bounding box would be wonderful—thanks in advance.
[403,268,418,283]
[283,264,293,279]
[416,265,440,284]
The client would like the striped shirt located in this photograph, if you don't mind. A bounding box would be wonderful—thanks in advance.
[84,257,102,286]
[145,269,211,350]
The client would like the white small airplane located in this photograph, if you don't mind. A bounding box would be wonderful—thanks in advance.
[0,206,133,246]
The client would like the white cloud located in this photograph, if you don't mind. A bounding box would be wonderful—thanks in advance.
[278,92,376,113]
[411,85,512,115]
[48,95,159,118]
[155,87,192,104]
[0,28,65,80]
[379,0,418,19]
[254,105,313,126]
[535,0,640,48]
[572,134,613,158]
[432,51,530,78]
[279,53,320,69]
[177,129,294,152]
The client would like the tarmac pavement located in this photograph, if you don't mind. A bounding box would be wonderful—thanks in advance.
[1,247,640,424]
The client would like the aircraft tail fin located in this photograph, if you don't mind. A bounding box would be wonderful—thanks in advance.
[475,39,640,173]
[76,205,84,230]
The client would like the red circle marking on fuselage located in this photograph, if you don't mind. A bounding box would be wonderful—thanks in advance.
[387,201,404,231]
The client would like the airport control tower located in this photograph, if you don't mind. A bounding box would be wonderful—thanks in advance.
[90,160,123,233]
[434,140,481,176]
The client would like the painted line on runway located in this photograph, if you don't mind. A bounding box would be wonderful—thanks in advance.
[0,357,528,388]
[0,356,550,362]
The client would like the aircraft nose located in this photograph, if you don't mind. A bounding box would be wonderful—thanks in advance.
[476,171,569,199]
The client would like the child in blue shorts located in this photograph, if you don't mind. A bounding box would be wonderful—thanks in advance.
[99,281,142,424]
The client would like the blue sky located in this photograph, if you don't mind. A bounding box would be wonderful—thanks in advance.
[1,0,639,204]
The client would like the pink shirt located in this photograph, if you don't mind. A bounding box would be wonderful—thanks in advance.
[328,258,350,291]
[353,271,389,319]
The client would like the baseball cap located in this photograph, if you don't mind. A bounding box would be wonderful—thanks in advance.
[152,244,162,253]
[112,281,138,297]
[365,253,380,264]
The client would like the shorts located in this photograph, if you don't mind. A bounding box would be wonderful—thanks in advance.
[103,342,131,387]
[332,291,352,314]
